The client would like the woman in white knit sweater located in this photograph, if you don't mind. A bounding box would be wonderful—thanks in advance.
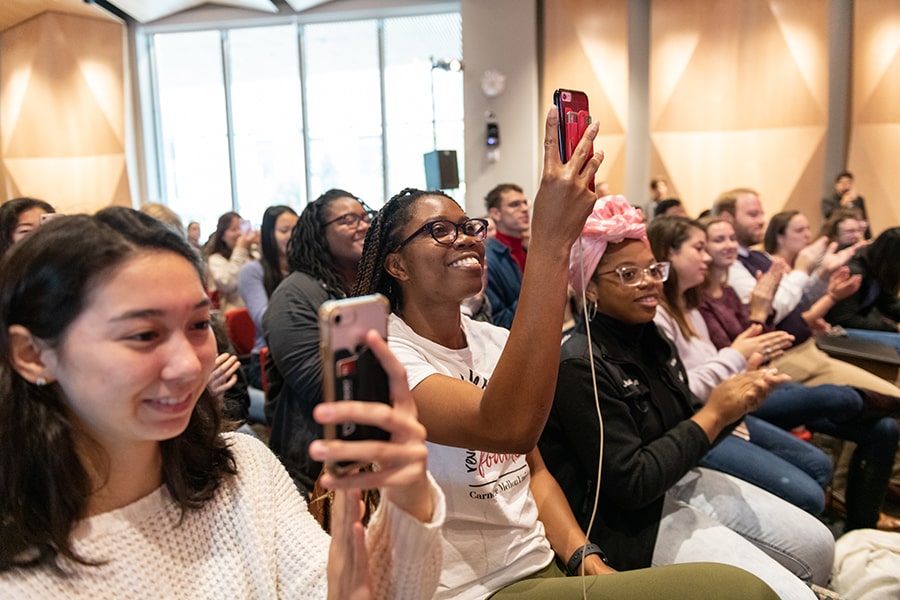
[0,207,444,599]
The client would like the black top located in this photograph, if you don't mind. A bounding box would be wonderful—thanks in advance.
[827,254,900,332]
[263,270,339,496]
[539,313,717,570]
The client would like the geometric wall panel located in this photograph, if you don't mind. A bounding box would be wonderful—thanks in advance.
[1,12,131,212]
[652,126,826,211]
[650,0,828,220]
[541,0,628,196]
[848,1,900,236]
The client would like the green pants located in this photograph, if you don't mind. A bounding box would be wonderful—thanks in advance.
[488,559,778,600]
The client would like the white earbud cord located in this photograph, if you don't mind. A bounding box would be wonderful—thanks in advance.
[573,235,604,599]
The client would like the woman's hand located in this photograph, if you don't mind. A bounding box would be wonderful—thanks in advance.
[530,108,605,254]
[694,369,790,441]
[826,266,862,302]
[731,326,794,363]
[310,331,432,523]
[748,258,785,322]
[207,352,240,405]
[816,239,866,280]
[235,229,260,250]
[582,554,617,576]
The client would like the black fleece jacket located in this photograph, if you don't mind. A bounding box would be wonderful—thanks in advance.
[539,314,714,571]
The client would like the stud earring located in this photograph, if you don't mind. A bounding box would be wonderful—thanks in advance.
[35,376,47,386]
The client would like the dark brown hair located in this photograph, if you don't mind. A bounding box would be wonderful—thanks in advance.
[0,197,55,256]
[204,211,241,260]
[647,216,705,339]
[860,227,900,297]
[763,210,800,255]
[259,205,298,297]
[484,183,522,212]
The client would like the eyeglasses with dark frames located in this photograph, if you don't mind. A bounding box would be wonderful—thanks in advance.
[324,210,377,229]
[394,218,489,250]
[597,261,670,287]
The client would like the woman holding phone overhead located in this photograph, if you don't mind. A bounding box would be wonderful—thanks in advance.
[205,211,258,312]
[0,208,443,598]
[353,110,778,599]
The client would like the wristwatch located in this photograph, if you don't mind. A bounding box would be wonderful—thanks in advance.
[566,543,609,575]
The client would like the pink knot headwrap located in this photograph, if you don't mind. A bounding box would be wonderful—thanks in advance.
[569,195,648,295]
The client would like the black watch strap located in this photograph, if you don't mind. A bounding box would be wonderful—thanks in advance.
[566,543,608,575]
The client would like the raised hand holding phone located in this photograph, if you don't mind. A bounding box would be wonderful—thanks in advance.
[310,328,433,521]
[531,104,603,255]
[553,88,594,192]
[318,294,392,476]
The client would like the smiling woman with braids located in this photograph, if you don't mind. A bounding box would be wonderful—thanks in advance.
[352,110,778,599]
[263,189,375,497]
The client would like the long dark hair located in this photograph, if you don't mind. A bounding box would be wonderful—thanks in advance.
[259,205,298,298]
[353,188,456,311]
[647,215,704,339]
[860,226,900,296]
[763,210,800,255]
[204,211,241,260]
[0,197,55,256]
[288,189,362,296]
[0,207,236,572]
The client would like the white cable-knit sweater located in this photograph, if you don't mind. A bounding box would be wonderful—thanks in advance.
[0,433,444,599]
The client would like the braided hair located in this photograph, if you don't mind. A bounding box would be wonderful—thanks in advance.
[288,189,361,296]
[353,188,456,312]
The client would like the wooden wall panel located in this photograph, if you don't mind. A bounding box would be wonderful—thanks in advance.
[650,0,828,219]
[0,12,131,213]
[541,0,628,196]
[847,1,900,236]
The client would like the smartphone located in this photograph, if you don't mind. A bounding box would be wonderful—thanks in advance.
[40,213,61,225]
[240,219,252,234]
[319,293,391,476]
[553,89,593,184]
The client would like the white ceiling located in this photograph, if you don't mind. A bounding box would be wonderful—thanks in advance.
[0,0,336,32]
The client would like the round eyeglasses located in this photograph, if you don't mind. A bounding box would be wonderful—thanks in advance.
[597,261,670,287]
[394,218,489,250]
[324,210,377,229]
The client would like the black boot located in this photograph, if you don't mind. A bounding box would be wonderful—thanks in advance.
[853,387,900,419]
[844,451,893,530]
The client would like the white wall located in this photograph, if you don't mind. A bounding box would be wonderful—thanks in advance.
[461,0,539,214]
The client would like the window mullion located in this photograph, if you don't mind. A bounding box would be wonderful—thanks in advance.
[297,23,312,208]
[220,30,239,212]
[377,19,389,203]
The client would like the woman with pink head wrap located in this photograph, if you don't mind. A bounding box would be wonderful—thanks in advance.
[540,196,834,599]
[569,195,648,296]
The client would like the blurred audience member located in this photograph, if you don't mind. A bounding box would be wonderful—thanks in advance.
[238,205,298,389]
[205,211,258,312]
[0,197,55,256]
